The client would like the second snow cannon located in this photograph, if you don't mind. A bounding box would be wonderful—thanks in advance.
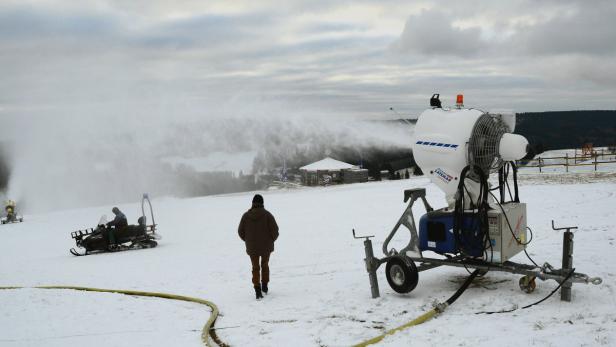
[355,94,601,302]
[1,200,24,224]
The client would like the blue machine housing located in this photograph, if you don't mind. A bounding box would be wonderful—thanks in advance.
[419,209,484,256]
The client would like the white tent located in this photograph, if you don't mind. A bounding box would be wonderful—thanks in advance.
[299,157,356,171]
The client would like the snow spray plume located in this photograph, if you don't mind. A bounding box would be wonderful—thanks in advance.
[0,143,10,207]
[5,108,413,213]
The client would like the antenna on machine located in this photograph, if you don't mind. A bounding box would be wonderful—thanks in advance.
[389,107,414,126]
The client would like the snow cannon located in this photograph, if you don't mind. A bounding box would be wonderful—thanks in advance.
[1,200,23,224]
[354,94,602,302]
[412,95,529,260]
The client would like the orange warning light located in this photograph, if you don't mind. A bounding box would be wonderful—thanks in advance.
[456,94,464,108]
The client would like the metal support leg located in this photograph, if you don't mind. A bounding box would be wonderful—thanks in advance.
[382,188,430,257]
[364,238,381,298]
[353,229,382,298]
[561,231,573,301]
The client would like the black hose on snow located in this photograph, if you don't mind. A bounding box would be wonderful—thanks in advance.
[446,269,481,306]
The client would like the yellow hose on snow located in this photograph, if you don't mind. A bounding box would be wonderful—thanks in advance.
[0,285,225,347]
[353,307,441,347]
[355,269,480,346]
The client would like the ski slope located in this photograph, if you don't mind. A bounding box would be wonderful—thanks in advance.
[1,175,615,346]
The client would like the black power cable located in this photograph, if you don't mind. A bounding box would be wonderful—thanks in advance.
[475,268,576,315]
[497,161,519,204]
[488,191,533,246]
[490,160,541,267]
[453,165,491,259]
[447,269,482,306]
[454,160,525,272]
[488,190,540,268]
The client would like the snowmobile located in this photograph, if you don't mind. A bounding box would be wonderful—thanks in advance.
[1,200,23,224]
[70,194,161,256]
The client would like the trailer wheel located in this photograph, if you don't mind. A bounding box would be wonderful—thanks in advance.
[385,256,418,294]
[519,275,536,293]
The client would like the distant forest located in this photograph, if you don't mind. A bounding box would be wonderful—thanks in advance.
[515,110,616,157]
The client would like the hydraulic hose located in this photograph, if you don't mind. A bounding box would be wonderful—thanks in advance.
[354,269,480,347]
[0,285,227,347]
[446,269,480,305]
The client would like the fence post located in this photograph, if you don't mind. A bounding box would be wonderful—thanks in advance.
[594,155,598,171]
[565,153,569,173]
[574,148,577,164]
[539,157,542,173]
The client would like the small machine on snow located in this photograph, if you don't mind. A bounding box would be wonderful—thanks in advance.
[70,194,161,256]
[355,94,601,302]
[1,200,23,224]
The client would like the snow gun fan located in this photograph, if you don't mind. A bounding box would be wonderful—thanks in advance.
[353,94,602,302]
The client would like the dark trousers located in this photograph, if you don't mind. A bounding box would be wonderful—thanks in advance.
[249,253,270,287]
[104,228,116,246]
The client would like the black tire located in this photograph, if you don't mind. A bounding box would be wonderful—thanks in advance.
[385,256,419,294]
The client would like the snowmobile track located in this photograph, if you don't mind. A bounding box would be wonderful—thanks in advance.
[0,285,228,347]
[70,240,158,256]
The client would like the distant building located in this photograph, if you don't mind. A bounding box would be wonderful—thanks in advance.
[387,158,414,179]
[299,157,368,186]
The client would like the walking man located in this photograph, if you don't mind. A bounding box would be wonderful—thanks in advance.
[238,194,279,299]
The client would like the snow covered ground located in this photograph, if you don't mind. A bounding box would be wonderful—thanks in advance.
[1,171,615,346]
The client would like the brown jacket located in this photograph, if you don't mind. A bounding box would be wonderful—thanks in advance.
[238,205,279,256]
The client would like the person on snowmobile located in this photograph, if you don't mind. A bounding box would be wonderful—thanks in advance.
[105,207,128,247]
[107,207,128,228]
[238,194,279,300]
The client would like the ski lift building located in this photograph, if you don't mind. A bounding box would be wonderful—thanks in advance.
[299,157,368,186]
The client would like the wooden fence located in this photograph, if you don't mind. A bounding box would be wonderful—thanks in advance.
[516,147,616,173]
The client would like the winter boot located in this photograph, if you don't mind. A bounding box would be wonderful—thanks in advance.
[254,286,263,300]
[261,283,268,294]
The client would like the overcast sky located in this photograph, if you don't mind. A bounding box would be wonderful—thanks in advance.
[1,0,615,123]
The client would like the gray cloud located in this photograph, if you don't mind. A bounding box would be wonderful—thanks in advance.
[392,9,486,56]
[1,0,616,123]
[0,7,120,40]
[388,1,616,102]
[515,4,616,56]
[139,12,279,50]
